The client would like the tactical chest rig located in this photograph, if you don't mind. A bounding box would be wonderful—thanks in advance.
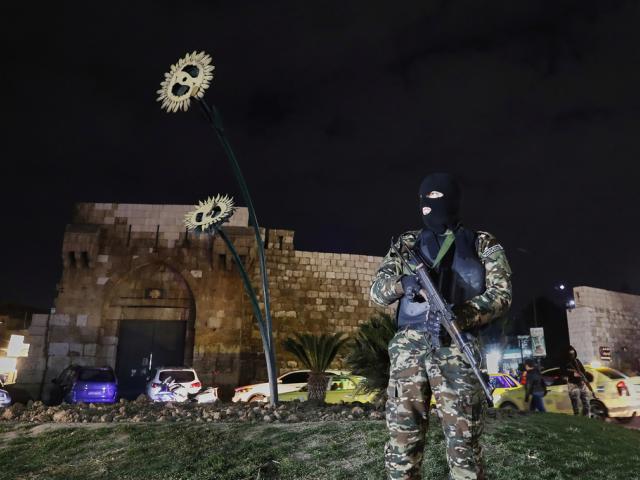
[397,227,486,342]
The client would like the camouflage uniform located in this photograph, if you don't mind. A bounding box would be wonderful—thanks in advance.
[567,383,591,416]
[371,230,512,480]
[563,355,591,416]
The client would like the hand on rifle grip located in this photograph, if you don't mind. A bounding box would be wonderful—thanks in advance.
[400,275,421,300]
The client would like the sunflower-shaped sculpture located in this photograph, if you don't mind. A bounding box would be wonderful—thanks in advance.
[185,194,235,232]
[157,51,215,113]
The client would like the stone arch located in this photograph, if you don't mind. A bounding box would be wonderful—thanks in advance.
[100,255,199,304]
[100,261,196,369]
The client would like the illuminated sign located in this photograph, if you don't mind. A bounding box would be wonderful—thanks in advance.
[599,346,611,361]
[530,328,547,357]
[7,335,29,357]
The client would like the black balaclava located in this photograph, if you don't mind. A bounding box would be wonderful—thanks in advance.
[418,173,462,234]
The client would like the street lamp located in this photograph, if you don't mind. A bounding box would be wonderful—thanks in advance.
[555,283,575,310]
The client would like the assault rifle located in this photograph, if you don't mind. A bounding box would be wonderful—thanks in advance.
[568,359,598,399]
[390,237,494,406]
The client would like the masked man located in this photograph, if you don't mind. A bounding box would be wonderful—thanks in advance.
[370,173,512,480]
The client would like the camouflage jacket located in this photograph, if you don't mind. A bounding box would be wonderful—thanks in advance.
[370,230,512,328]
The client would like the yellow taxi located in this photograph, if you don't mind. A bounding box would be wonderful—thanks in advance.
[278,374,378,404]
[429,373,524,409]
[496,365,640,422]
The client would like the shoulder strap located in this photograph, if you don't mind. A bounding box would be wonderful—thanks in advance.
[432,231,455,269]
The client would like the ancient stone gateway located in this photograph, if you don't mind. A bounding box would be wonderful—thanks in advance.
[17,203,391,399]
[104,263,196,398]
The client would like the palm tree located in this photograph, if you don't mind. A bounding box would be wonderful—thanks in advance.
[345,313,396,398]
[282,332,349,402]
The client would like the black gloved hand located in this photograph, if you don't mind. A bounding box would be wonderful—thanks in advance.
[452,303,480,331]
[400,274,421,299]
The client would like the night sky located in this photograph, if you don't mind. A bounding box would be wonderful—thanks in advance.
[3,1,640,316]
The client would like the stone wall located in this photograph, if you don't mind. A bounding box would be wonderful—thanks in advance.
[17,203,392,399]
[567,286,640,373]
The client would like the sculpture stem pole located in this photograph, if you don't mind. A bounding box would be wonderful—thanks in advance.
[197,98,278,406]
[215,228,277,406]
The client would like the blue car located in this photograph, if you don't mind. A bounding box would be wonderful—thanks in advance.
[50,365,118,404]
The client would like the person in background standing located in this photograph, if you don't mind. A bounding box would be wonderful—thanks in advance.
[518,363,527,386]
[562,345,591,416]
[523,359,546,412]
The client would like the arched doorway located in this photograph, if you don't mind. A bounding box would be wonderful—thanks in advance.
[105,263,195,399]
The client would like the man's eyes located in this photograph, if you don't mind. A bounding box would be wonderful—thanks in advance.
[422,191,443,199]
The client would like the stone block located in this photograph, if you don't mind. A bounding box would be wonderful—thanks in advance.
[76,314,88,327]
[69,343,83,356]
[16,371,43,385]
[31,314,49,327]
[97,345,116,360]
[101,336,118,345]
[49,354,72,370]
[207,318,221,329]
[51,314,70,326]
[17,356,46,371]
[78,327,100,343]
[49,342,69,356]
[82,343,98,357]
[28,326,47,337]
[48,326,74,343]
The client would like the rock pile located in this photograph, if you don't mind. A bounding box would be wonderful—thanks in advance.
[0,397,386,424]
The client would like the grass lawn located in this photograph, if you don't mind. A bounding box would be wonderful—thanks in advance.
[1,413,638,480]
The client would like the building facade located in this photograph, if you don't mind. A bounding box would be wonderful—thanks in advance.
[567,286,640,374]
[17,203,391,399]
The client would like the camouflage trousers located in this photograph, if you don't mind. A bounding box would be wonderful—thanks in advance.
[568,382,591,416]
[385,328,486,480]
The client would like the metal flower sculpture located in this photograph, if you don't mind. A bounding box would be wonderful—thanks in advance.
[157,51,215,113]
[184,195,235,232]
[184,195,271,405]
[159,51,278,405]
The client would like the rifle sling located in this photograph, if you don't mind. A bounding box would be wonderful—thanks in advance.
[431,231,455,269]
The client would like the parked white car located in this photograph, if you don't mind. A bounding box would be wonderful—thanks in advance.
[146,367,203,402]
[232,369,347,403]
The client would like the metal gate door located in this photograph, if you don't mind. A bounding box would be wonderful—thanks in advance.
[115,320,187,399]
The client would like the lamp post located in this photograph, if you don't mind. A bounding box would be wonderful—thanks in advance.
[515,247,539,327]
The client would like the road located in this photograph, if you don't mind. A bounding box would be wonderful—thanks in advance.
[621,415,640,430]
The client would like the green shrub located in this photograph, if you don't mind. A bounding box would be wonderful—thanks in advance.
[282,332,349,401]
[345,312,396,397]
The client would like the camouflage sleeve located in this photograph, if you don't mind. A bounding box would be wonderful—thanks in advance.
[460,231,512,327]
[369,232,418,306]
